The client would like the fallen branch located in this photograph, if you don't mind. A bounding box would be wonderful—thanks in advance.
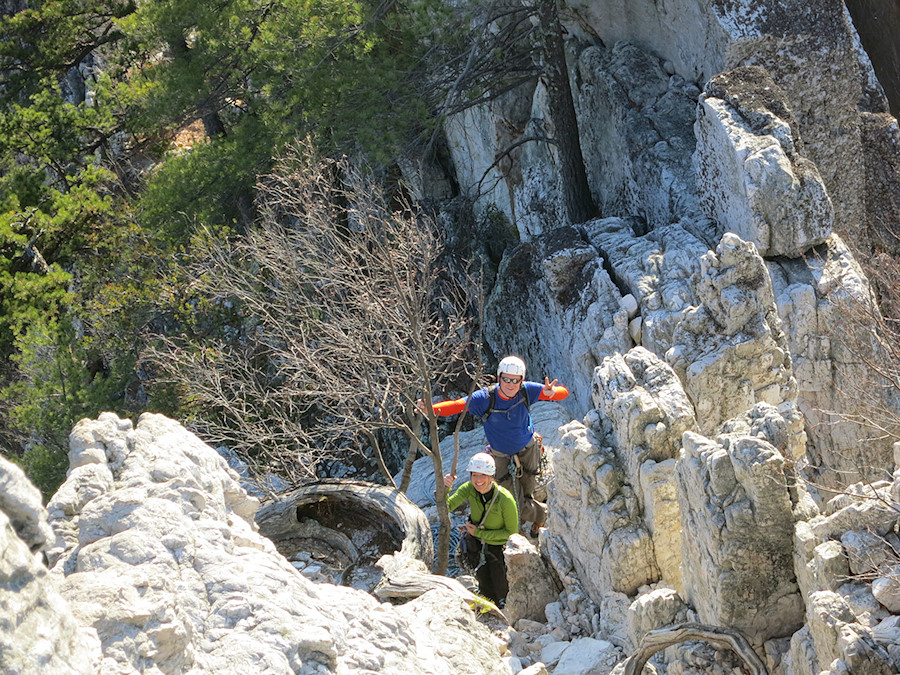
[374,552,508,622]
[622,623,767,675]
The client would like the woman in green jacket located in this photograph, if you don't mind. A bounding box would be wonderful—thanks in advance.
[444,451,519,606]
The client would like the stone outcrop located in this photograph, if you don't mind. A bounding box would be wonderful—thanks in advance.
[0,456,101,674]
[858,111,900,255]
[592,347,697,483]
[792,475,900,672]
[548,415,658,599]
[801,590,894,674]
[0,456,55,555]
[667,233,796,436]
[444,83,547,237]
[454,18,900,669]
[583,217,709,360]
[591,347,695,592]
[625,588,691,651]
[694,66,833,258]
[3,413,514,674]
[676,425,803,643]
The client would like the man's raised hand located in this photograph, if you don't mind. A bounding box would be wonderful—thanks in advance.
[542,377,558,397]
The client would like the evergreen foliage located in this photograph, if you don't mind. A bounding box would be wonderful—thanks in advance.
[0,0,571,503]
[0,0,456,499]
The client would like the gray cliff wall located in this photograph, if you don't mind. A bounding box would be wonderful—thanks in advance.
[438,0,900,672]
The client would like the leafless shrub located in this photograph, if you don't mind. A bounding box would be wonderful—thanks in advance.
[150,141,480,572]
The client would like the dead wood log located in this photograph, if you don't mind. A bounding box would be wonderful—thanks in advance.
[373,552,509,622]
[256,479,434,567]
[622,622,768,675]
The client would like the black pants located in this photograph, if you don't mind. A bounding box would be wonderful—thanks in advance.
[462,533,508,605]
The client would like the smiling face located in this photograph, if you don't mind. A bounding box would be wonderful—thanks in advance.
[470,471,494,494]
[497,374,522,399]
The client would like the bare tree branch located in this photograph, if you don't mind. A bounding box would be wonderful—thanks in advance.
[148,139,480,573]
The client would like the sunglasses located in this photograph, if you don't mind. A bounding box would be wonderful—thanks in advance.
[500,375,522,384]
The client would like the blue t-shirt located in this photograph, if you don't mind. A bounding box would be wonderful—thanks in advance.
[465,381,543,455]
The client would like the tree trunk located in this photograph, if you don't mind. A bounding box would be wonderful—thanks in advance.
[167,35,255,228]
[374,552,507,622]
[200,104,227,139]
[398,412,422,492]
[255,478,435,568]
[536,0,595,225]
[428,411,451,575]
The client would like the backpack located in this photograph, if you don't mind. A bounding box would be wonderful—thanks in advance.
[478,383,531,424]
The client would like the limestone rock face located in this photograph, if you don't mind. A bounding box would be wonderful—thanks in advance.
[583,217,709,358]
[637,460,682,595]
[551,636,620,675]
[794,481,900,603]
[769,234,896,487]
[592,347,697,483]
[666,233,797,435]
[504,533,561,623]
[443,84,541,233]
[805,591,894,675]
[547,416,658,598]
[484,227,632,413]
[676,424,803,643]
[41,412,510,675]
[788,474,900,674]
[782,624,819,675]
[858,112,900,255]
[0,456,101,674]
[591,347,695,591]
[576,41,704,230]
[694,66,833,258]
[872,576,900,614]
[513,81,569,238]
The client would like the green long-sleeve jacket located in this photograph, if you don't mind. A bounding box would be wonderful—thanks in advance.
[447,482,518,546]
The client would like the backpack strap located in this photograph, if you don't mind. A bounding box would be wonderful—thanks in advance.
[479,384,496,424]
[475,487,501,529]
[479,383,531,424]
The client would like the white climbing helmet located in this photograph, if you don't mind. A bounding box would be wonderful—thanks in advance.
[466,452,496,476]
[497,355,526,378]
